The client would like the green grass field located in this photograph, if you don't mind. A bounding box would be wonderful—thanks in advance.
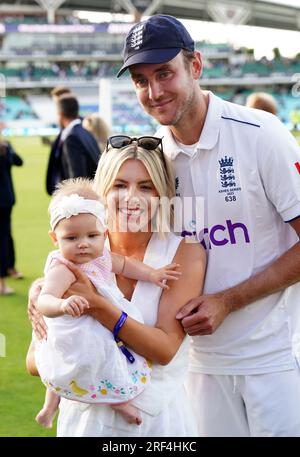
[1,132,300,437]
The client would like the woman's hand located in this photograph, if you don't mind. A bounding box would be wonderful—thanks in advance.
[62,263,98,308]
[27,279,48,340]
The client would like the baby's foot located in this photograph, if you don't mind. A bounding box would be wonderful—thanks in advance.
[112,402,142,425]
[35,407,57,428]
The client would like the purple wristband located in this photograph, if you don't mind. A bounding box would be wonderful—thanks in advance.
[113,311,128,340]
[113,312,135,364]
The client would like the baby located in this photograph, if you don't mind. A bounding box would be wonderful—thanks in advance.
[34,178,180,428]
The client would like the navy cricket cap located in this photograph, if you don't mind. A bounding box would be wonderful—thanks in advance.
[117,15,195,77]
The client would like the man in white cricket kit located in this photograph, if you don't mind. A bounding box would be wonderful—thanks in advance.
[117,14,300,436]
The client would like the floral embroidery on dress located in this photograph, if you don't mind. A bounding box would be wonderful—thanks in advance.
[43,366,151,402]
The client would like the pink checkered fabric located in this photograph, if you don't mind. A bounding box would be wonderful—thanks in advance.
[79,247,112,287]
[45,248,112,289]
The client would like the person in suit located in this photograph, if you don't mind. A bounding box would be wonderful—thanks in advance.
[0,140,23,295]
[45,86,72,195]
[47,94,100,195]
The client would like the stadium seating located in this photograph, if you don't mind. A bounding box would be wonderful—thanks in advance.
[0,96,38,121]
[0,24,299,134]
[110,87,158,135]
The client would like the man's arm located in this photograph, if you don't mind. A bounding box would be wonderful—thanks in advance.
[7,142,23,166]
[177,217,300,335]
[178,116,300,336]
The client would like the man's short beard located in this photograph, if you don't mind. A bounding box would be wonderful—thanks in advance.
[168,84,195,127]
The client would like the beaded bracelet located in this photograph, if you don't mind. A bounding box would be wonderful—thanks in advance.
[113,311,135,364]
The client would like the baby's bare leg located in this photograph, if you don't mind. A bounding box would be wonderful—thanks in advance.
[112,401,142,425]
[36,389,60,428]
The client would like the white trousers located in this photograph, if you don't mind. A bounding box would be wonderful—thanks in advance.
[187,368,300,437]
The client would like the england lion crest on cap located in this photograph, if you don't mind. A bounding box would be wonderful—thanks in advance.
[130,23,144,50]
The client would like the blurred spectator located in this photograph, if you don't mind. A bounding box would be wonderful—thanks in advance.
[50,86,71,103]
[45,86,72,195]
[82,113,110,152]
[0,138,23,295]
[53,94,100,184]
[246,92,278,115]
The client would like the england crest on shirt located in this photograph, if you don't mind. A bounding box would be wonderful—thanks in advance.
[218,155,241,202]
[219,156,235,188]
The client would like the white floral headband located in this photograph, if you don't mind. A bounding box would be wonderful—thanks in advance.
[49,193,106,230]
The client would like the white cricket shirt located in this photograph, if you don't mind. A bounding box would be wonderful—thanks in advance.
[156,92,300,374]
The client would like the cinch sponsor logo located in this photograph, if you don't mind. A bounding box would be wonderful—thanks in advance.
[182,219,250,249]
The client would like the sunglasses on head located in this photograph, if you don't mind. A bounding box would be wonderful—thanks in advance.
[106,135,163,153]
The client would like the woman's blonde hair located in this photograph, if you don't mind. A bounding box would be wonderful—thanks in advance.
[93,144,175,236]
[82,114,110,151]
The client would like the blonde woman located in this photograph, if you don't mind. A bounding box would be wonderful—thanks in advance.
[27,135,206,437]
[34,178,180,429]
[82,114,110,152]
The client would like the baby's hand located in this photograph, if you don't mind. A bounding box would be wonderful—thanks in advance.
[149,263,181,289]
[61,295,89,317]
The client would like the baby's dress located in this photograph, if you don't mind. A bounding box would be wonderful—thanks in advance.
[35,248,151,404]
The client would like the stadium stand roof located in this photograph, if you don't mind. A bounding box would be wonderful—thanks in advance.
[0,0,300,31]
